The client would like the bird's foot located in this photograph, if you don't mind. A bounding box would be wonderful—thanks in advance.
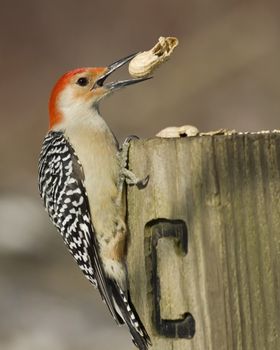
[118,135,149,189]
[122,168,149,188]
[118,135,139,170]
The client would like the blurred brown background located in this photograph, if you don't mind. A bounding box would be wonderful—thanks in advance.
[0,0,280,349]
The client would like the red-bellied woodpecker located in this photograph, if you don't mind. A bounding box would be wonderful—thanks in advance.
[38,54,151,349]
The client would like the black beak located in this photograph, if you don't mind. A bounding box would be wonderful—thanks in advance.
[93,53,152,90]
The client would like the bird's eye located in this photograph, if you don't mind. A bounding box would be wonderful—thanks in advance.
[76,77,89,86]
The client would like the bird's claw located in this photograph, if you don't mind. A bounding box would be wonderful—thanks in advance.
[118,136,149,189]
[122,169,149,189]
[122,135,140,145]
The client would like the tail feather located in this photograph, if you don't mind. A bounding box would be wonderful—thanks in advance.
[109,281,151,350]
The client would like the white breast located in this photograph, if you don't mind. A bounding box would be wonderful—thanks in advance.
[62,111,120,241]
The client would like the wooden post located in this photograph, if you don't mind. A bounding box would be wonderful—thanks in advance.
[126,133,280,350]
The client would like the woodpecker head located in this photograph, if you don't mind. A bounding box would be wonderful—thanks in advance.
[49,53,150,129]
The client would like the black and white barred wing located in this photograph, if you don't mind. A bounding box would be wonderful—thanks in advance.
[38,131,122,324]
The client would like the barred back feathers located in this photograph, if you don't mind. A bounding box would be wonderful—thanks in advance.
[38,130,151,349]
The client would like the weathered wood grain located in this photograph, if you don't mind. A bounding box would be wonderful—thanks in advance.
[126,133,280,350]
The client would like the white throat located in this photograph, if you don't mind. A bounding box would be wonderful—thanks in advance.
[53,102,111,135]
[53,85,112,134]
